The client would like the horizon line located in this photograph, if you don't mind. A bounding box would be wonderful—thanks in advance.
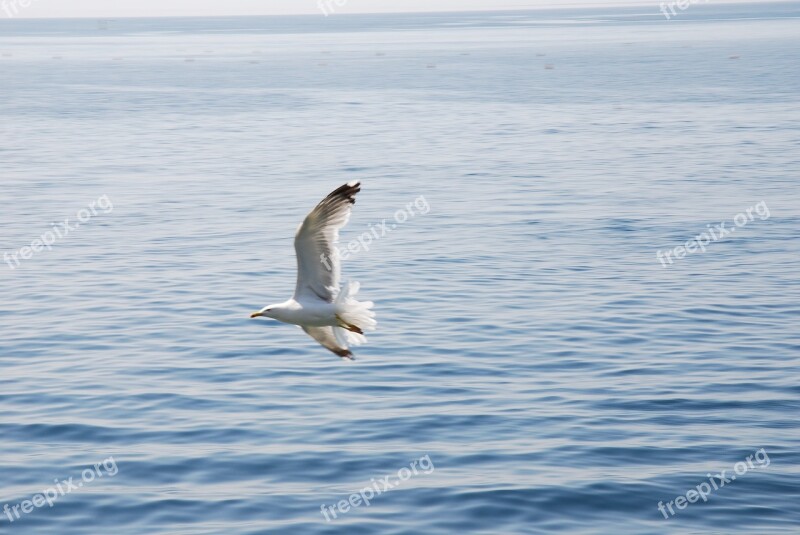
[0,0,790,21]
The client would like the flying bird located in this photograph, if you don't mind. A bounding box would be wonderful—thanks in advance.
[250,182,377,360]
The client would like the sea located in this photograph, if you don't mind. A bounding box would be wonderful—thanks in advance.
[1,2,799,534]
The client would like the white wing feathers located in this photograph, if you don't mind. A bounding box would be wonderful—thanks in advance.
[293,181,361,303]
[301,326,353,360]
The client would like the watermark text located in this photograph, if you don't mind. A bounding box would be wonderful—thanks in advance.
[320,455,434,521]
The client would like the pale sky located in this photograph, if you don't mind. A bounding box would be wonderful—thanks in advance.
[0,0,766,19]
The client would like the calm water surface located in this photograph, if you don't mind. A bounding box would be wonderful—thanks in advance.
[1,4,799,534]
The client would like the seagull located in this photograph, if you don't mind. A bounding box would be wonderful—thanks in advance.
[250,181,377,360]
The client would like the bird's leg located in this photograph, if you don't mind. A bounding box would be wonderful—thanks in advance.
[335,314,364,335]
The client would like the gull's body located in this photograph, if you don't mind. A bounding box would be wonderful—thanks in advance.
[250,181,376,360]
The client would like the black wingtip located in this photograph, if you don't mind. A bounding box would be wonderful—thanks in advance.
[334,348,355,361]
[325,181,361,205]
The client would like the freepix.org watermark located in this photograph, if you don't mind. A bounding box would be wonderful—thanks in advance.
[320,455,435,522]
[317,0,347,16]
[320,195,430,271]
[1,0,39,18]
[2,457,118,524]
[657,201,770,267]
[657,448,770,519]
[660,0,708,20]
[4,194,114,270]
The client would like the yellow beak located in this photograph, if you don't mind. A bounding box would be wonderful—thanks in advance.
[250,312,261,319]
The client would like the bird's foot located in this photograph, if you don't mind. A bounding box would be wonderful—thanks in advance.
[336,314,364,335]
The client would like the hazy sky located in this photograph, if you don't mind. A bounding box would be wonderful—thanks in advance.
[0,0,756,19]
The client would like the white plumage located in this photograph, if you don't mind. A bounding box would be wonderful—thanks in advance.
[250,181,376,360]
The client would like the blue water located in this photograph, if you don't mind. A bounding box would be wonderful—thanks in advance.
[1,3,800,534]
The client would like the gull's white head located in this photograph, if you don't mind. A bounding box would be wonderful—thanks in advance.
[250,305,280,319]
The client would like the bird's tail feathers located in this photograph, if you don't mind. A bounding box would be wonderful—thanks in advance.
[334,281,377,347]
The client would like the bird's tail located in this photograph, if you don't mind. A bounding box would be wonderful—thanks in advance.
[334,281,377,348]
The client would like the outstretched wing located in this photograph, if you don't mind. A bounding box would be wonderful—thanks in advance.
[293,181,361,302]
[302,326,354,360]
